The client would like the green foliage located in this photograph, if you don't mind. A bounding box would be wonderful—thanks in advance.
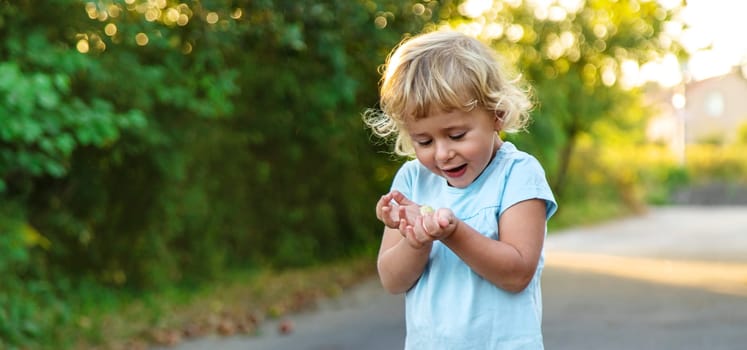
[0,0,441,346]
[641,162,691,205]
[0,0,689,347]
[737,121,747,145]
[0,204,71,350]
[445,0,685,200]
[683,144,747,183]
[0,42,146,189]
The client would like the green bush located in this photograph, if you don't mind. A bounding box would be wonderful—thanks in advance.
[0,204,73,349]
[0,0,429,345]
[738,121,747,144]
[685,144,747,183]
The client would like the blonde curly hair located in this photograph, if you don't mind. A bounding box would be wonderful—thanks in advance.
[364,30,533,157]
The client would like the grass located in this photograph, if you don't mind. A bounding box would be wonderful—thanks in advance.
[548,198,635,232]
[59,254,378,350]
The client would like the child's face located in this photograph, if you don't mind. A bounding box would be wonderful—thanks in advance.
[405,107,501,188]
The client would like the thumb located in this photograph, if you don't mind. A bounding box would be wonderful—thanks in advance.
[435,208,454,228]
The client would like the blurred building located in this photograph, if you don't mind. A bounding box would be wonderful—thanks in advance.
[647,67,747,149]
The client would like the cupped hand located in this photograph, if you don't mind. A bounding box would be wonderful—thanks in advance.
[420,208,459,241]
[375,190,421,229]
[398,207,458,249]
[399,214,433,249]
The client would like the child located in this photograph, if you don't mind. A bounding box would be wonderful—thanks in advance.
[364,30,558,349]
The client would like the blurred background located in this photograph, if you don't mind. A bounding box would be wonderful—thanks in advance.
[1,0,746,348]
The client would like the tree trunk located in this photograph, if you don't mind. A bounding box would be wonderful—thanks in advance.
[553,127,578,198]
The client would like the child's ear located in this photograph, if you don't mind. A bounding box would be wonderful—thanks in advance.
[493,110,505,131]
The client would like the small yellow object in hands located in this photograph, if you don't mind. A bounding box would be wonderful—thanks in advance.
[419,205,434,215]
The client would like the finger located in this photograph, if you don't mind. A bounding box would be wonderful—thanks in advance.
[419,214,431,236]
[377,193,393,209]
[391,190,416,206]
[375,194,390,218]
[401,223,414,242]
[381,206,398,227]
[398,218,408,234]
[398,205,409,225]
[387,206,402,224]
[376,204,386,221]
[404,225,424,249]
[414,216,431,242]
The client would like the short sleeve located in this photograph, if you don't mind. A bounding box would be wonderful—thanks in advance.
[499,156,557,220]
[390,159,417,200]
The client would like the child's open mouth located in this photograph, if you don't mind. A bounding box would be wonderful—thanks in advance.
[443,164,467,178]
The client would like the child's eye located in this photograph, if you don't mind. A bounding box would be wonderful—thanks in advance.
[416,139,432,146]
[449,132,466,140]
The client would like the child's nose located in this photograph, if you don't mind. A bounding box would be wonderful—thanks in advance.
[435,142,453,163]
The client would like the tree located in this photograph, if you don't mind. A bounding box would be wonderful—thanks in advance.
[1,1,457,345]
[0,0,461,270]
[442,0,685,197]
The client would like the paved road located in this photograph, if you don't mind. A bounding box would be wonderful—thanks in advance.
[168,206,747,350]
[543,206,747,350]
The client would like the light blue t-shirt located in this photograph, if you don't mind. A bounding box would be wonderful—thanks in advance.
[390,142,558,350]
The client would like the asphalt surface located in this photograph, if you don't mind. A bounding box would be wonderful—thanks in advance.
[165,206,747,350]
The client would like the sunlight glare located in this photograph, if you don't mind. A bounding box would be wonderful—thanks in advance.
[601,65,616,86]
[165,8,179,24]
[440,0,745,86]
[459,0,493,18]
[135,32,149,46]
[484,23,504,39]
[671,92,686,109]
[206,12,219,24]
[506,24,524,42]
[547,6,567,21]
[104,23,117,36]
[231,8,243,19]
[177,13,189,26]
[76,39,89,53]
[412,3,426,16]
[619,59,640,89]
[374,16,387,29]
[676,0,747,80]
[548,251,747,297]
[640,53,682,87]
[145,8,159,22]
[85,2,97,19]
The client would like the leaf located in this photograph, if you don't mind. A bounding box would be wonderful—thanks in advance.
[22,223,51,250]
[55,134,76,156]
[33,74,60,109]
